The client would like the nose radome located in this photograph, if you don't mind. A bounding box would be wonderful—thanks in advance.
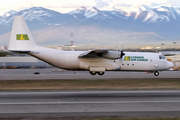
[166,61,174,69]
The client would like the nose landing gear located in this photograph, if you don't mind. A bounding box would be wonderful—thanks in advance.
[154,71,159,76]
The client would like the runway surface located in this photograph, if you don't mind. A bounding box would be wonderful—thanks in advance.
[1,90,180,119]
[0,68,180,80]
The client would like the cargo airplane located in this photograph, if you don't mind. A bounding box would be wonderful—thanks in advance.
[8,16,173,76]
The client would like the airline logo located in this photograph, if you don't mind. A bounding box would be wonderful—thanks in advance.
[124,56,131,61]
[124,56,148,61]
[16,34,29,40]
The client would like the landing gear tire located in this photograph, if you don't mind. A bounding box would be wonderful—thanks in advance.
[97,72,105,76]
[89,71,96,75]
[154,71,159,76]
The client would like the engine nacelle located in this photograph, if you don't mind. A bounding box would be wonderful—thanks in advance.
[102,51,121,60]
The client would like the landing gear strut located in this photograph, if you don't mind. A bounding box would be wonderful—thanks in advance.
[154,71,159,76]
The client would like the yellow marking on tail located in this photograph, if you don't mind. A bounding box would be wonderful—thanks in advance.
[20,35,25,40]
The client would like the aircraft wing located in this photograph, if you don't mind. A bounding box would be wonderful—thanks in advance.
[78,48,109,58]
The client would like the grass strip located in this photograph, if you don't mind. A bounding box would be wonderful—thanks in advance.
[0,78,180,91]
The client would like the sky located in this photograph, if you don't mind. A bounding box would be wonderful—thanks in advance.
[0,0,180,15]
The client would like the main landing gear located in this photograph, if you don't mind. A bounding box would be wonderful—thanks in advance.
[89,71,105,76]
[154,71,159,76]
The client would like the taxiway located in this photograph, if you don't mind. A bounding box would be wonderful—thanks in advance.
[1,90,180,119]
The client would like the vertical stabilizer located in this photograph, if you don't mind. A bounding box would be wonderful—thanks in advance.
[8,16,37,51]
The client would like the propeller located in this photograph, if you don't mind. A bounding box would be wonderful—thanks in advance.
[120,44,125,58]
[120,50,125,58]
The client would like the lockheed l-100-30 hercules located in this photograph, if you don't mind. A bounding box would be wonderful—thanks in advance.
[8,16,173,76]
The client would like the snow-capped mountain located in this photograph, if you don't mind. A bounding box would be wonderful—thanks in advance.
[1,5,180,25]
[0,7,75,26]
[105,4,180,23]
[0,5,180,47]
[2,10,17,17]
[69,6,111,20]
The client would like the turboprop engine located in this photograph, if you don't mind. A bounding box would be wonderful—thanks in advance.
[101,50,125,60]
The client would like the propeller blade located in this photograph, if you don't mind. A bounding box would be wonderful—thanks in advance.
[120,50,125,58]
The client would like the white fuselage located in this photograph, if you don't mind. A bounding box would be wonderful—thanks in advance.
[29,49,173,72]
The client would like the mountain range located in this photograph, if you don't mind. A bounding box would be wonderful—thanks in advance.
[0,5,180,48]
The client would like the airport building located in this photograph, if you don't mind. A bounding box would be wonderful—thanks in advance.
[0,46,8,51]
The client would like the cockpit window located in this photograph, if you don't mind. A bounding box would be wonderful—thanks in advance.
[159,55,166,59]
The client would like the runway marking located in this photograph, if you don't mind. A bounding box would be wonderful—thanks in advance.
[1,101,180,105]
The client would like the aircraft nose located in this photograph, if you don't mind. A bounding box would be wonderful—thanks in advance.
[166,61,174,69]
